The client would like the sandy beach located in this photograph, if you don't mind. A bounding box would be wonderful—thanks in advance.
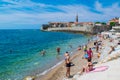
[34,39,98,80]
[31,31,120,80]
[24,31,120,80]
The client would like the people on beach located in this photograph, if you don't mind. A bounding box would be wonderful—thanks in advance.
[56,47,60,55]
[96,43,99,52]
[80,62,93,74]
[94,41,98,47]
[40,49,46,56]
[83,45,87,51]
[108,46,115,54]
[82,50,89,60]
[77,45,81,51]
[87,48,93,62]
[97,52,101,58]
[64,52,71,77]
[86,62,93,71]
[94,41,97,46]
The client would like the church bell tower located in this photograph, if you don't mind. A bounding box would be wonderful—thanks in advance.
[76,14,78,22]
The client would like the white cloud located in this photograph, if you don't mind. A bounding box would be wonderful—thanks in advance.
[0,0,120,28]
[95,1,120,18]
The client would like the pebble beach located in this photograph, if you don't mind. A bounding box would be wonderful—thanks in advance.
[33,32,120,80]
[34,37,98,80]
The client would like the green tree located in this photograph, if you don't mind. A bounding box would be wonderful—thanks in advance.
[101,22,106,25]
[95,22,101,24]
[110,22,115,26]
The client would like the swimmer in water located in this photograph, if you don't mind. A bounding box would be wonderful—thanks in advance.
[40,49,46,56]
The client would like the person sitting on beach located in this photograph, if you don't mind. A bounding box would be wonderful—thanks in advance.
[97,52,101,58]
[87,62,93,71]
[64,52,71,77]
[80,62,93,74]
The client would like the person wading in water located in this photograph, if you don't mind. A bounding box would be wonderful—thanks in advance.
[56,47,60,55]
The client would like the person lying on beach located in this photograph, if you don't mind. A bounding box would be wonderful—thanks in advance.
[64,52,71,77]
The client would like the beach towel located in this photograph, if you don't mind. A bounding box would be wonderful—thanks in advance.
[88,66,109,73]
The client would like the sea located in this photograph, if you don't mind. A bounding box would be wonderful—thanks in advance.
[0,29,92,80]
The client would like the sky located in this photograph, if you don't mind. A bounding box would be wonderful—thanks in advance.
[0,0,120,29]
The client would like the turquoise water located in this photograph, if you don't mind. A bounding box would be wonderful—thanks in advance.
[0,29,90,80]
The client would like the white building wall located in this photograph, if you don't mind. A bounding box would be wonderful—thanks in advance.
[119,17,120,24]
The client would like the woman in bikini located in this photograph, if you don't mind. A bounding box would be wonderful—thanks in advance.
[80,62,93,74]
[64,52,71,77]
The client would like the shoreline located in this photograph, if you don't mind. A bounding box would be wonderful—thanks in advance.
[23,32,93,80]
[34,39,97,80]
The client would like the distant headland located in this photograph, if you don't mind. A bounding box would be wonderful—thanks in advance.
[41,15,120,34]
